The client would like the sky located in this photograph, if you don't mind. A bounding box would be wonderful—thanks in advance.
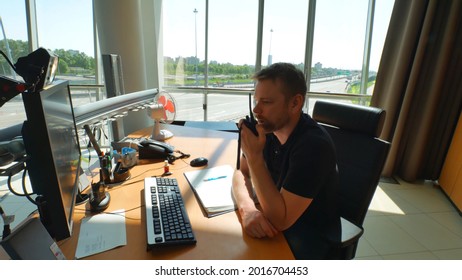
[0,0,94,55]
[0,0,394,71]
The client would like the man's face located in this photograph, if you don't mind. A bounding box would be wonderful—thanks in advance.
[253,78,291,133]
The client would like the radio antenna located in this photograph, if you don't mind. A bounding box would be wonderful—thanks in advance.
[248,93,254,121]
[237,92,254,170]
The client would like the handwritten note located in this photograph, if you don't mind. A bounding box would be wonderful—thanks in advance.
[75,209,126,259]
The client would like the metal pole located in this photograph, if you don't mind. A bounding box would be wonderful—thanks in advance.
[360,0,376,103]
[194,8,198,86]
[25,0,39,52]
[304,0,316,111]
[255,0,264,72]
[204,0,209,121]
[0,16,16,79]
[268,28,273,66]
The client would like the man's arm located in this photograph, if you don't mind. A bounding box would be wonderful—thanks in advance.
[232,155,278,238]
[239,124,313,232]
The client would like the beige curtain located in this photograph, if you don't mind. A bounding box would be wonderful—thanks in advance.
[371,0,462,182]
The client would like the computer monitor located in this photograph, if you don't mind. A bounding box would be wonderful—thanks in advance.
[21,79,81,241]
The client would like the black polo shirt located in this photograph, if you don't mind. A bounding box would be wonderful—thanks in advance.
[263,113,340,259]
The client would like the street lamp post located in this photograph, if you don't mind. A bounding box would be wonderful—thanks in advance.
[268,28,273,66]
[193,8,198,86]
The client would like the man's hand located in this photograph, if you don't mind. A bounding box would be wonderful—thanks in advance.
[239,120,266,162]
[240,207,279,238]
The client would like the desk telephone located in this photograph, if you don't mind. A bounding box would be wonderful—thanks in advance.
[138,138,175,160]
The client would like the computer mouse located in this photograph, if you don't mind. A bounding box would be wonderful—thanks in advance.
[190,157,208,167]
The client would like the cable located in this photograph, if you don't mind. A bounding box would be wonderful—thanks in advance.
[7,173,26,197]
[173,149,190,161]
[6,166,38,205]
[21,166,38,206]
[100,126,109,142]
[0,50,16,71]
[74,205,142,220]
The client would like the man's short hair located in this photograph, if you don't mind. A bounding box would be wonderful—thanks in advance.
[253,63,307,101]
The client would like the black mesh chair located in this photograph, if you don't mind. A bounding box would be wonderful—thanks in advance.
[312,100,390,259]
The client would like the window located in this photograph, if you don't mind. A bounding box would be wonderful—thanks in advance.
[0,0,28,128]
[208,0,258,87]
[1,1,97,129]
[263,0,308,67]
[163,0,205,87]
[35,0,96,107]
[311,0,394,95]
[312,0,368,94]
[36,0,95,90]
[2,0,395,125]
[368,0,395,93]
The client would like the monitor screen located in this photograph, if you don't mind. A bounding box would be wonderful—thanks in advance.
[21,79,81,241]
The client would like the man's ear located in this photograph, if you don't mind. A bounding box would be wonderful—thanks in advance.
[290,94,304,112]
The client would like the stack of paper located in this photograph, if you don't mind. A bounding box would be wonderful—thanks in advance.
[184,165,237,217]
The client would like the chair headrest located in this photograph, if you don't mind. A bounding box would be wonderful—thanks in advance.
[312,101,386,137]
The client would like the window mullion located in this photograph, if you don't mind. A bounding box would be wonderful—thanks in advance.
[360,0,376,99]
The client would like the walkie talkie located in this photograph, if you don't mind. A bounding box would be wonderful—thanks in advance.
[237,93,257,169]
[243,94,258,136]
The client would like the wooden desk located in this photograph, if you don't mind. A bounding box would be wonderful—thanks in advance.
[59,124,294,260]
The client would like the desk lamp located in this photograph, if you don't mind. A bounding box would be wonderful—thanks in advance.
[0,47,60,201]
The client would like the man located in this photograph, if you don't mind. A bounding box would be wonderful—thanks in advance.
[232,62,340,259]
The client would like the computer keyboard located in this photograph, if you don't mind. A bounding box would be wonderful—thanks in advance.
[144,177,196,248]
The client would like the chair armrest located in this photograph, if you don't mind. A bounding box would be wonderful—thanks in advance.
[339,217,364,247]
[327,217,364,248]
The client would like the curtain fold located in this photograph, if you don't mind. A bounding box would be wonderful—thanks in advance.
[371,0,462,182]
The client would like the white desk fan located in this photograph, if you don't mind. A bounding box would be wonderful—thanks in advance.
[147,91,177,140]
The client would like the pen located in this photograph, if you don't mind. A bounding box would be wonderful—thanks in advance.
[203,175,227,182]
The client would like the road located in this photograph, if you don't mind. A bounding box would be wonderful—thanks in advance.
[171,77,350,122]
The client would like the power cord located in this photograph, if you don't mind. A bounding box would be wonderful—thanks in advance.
[171,149,190,163]
[6,165,38,206]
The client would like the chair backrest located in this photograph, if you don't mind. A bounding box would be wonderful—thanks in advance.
[313,100,390,226]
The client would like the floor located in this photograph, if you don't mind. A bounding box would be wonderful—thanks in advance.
[355,177,462,259]
[2,169,462,260]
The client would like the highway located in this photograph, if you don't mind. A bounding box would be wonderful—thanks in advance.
[171,77,350,122]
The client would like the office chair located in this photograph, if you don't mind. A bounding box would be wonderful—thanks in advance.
[312,100,390,259]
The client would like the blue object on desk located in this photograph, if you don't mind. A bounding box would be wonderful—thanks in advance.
[203,175,227,182]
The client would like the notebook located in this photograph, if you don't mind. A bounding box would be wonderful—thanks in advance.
[184,165,237,217]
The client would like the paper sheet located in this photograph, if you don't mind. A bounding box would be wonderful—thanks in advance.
[75,209,127,259]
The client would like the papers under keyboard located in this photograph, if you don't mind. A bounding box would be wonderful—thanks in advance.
[144,177,196,248]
